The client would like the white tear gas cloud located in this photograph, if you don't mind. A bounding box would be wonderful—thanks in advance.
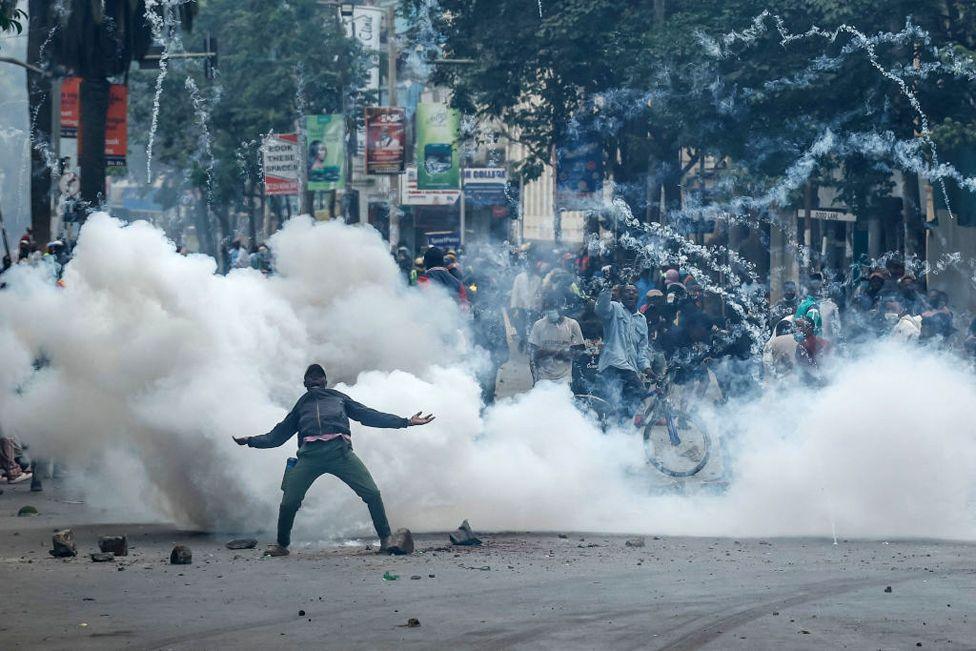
[1,215,975,541]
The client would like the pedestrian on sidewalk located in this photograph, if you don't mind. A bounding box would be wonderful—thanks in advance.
[233,364,434,557]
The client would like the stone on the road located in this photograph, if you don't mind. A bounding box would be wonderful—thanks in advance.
[16,505,38,517]
[90,552,115,562]
[449,519,482,546]
[170,545,192,565]
[625,537,646,548]
[225,538,257,550]
[98,535,128,556]
[385,528,414,555]
[50,529,77,557]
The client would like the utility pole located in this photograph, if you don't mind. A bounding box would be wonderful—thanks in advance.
[385,4,401,250]
[386,5,396,106]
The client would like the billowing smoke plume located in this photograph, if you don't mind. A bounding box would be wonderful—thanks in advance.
[0,214,466,528]
[1,215,974,542]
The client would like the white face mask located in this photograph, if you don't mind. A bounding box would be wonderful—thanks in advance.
[545,309,561,323]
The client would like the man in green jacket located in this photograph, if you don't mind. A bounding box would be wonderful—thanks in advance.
[234,364,434,556]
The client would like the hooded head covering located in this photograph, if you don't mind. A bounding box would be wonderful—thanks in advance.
[423,246,445,270]
[303,364,327,388]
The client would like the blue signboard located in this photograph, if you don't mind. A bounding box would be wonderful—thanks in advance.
[463,167,508,206]
[426,230,461,251]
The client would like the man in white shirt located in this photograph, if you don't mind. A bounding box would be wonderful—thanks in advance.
[528,294,584,384]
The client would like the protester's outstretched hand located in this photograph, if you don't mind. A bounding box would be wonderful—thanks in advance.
[232,435,251,446]
[408,412,436,426]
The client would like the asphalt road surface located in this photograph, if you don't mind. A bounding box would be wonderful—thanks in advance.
[1,480,974,650]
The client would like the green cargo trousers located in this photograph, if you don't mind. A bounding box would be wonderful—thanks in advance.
[277,438,391,547]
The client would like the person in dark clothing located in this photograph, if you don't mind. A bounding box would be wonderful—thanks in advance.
[467,259,509,404]
[769,280,799,329]
[417,246,468,304]
[661,310,713,387]
[794,316,830,385]
[898,274,924,315]
[233,364,434,557]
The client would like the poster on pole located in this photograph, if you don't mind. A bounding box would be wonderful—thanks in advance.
[104,83,128,167]
[305,114,346,191]
[261,133,301,195]
[415,102,460,190]
[365,107,405,175]
[60,76,81,138]
[343,6,383,92]
[556,140,603,209]
[62,77,127,166]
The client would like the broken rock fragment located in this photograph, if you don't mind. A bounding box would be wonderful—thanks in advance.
[625,537,646,548]
[449,520,482,546]
[98,535,128,556]
[90,552,115,563]
[170,545,192,565]
[385,528,414,555]
[225,538,258,550]
[50,529,77,557]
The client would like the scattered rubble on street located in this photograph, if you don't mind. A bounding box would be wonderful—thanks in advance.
[385,528,414,555]
[170,545,192,565]
[98,535,128,556]
[450,520,482,546]
[50,529,76,557]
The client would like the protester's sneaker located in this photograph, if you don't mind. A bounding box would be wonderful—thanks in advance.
[263,544,289,557]
[377,536,392,554]
[7,472,31,485]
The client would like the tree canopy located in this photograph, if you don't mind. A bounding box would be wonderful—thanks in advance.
[127,0,366,251]
[411,0,976,222]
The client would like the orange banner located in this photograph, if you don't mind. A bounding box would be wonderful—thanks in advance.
[62,77,128,167]
[59,76,80,138]
[105,84,127,167]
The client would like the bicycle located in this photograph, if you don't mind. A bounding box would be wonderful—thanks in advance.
[637,369,712,478]
[572,346,713,478]
[571,340,616,428]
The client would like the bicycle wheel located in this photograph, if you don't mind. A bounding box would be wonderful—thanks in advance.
[573,393,614,430]
[642,402,711,477]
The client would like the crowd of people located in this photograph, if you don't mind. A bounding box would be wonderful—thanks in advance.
[1,227,70,285]
[393,230,976,423]
[4,218,976,488]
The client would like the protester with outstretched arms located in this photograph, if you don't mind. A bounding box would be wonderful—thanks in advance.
[234,364,434,557]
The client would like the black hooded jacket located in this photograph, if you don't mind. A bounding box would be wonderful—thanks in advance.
[247,387,409,449]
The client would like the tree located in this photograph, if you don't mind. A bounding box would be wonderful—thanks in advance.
[26,0,195,226]
[412,0,976,264]
[0,1,26,37]
[126,0,365,258]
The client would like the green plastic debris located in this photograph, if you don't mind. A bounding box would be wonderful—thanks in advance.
[17,506,38,517]
[382,571,399,581]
